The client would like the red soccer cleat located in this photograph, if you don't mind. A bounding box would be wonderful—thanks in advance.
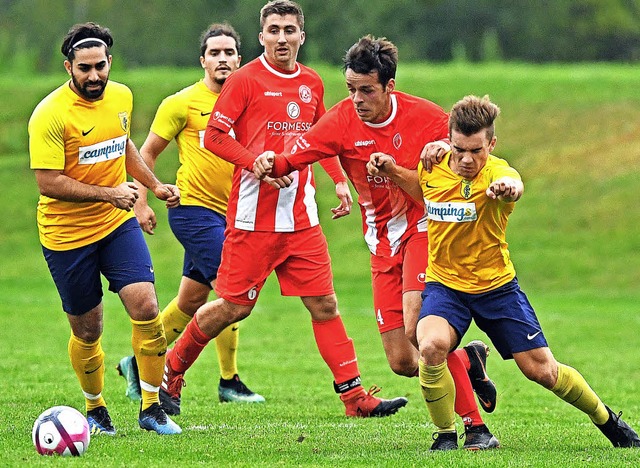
[341,385,408,418]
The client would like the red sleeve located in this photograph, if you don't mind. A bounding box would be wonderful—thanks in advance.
[204,125,255,171]
[318,157,346,183]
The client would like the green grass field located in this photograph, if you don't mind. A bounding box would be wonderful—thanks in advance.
[1,62,640,466]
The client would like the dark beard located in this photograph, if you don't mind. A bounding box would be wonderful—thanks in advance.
[72,74,107,100]
[214,76,227,86]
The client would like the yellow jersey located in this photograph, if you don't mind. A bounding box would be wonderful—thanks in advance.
[29,80,134,251]
[150,80,232,214]
[418,153,521,293]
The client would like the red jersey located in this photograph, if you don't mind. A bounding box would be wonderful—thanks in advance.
[275,91,448,256]
[206,54,339,232]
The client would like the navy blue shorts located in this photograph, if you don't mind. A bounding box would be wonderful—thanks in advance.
[419,278,548,359]
[168,205,226,287]
[42,218,155,316]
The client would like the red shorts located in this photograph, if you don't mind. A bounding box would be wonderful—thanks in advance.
[370,232,428,333]
[215,225,335,306]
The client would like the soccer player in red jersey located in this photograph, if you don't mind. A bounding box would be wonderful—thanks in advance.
[253,36,500,449]
[159,1,408,418]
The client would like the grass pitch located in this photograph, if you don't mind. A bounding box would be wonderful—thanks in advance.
[1,62,639,466]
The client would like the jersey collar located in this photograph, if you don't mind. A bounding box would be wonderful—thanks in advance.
[364,94,397,128]
[259,54,301,79]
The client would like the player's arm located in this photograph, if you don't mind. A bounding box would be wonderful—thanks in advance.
[124,138,180,209]
[486,176,524,202]
[34,169,141,211]
[133,132,170,234]
[367,152,423,203]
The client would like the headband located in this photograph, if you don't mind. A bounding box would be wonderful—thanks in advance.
[71,37,108,49]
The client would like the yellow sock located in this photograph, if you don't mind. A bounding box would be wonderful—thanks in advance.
[216,323,239,380]
[68,334,106,412]
[552,363,608,425]
[131,315,166,410]
[160,297,192,346]
[419,359,456,432]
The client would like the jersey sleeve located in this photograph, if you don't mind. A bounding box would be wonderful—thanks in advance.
[419,102,449,145]
[150,93,187,142]
[281,106,345,172]
[28,104,65,170]
[207,71,248,134]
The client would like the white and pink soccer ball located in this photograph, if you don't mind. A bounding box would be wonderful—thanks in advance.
[32,406,90,456]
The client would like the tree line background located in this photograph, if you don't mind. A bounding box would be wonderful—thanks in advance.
[2,0,640,74]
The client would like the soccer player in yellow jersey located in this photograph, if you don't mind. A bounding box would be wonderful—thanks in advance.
[28,22,181,436]
[380,94,640,450]
[117,23,265,410]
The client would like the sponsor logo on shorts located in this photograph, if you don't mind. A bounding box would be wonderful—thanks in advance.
[527,331,541,340]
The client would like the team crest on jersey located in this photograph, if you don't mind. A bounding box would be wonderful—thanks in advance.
[287,101,301,119]
[393,133,402,150]
[299,85,312,103]
[118,112,129,132]
[460,179,473,199]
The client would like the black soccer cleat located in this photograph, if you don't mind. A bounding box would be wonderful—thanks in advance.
[86,406,116,436]
[462,423,500,450]
[218,374,265,403]
[463,340,497,413]
[430,431,458,451]
[596,405,640,448]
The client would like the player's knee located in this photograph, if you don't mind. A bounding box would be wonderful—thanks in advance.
[521,362,556,388]
[418,336,449,365]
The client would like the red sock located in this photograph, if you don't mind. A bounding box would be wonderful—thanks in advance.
[312,316,361,393]
[448,349,484,426]
[168,317,212,373]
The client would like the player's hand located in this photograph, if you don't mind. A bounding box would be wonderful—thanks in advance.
[486,177,523,202]
[134,201,157,235]
[331,181,352,219]
[264,175,293,189]
[253,151,276,179]
[152,184,180,208]
[367,152,396,177]
[420,141,451,173]
[109,182,139,211]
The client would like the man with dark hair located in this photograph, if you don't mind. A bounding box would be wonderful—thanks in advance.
[29,22,181,435]
[116,23,265,408]
[394,94,640,450]
[253,35,499,449]
[159,2,409,419]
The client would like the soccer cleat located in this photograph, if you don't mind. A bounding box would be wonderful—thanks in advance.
[462,423,500,450]
[430,431,458,451]
[159,361,185,416]
[342,385,408,418]
[86,406,116,436]
[595,405,640,448]
[138,402,182,435]
[218,374,266,403]
[463,340,497,413]
[116,355,141,401]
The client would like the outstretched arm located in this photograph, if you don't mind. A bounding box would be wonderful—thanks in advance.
[367,152,423,204]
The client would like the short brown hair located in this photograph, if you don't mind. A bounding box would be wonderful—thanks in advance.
[343,35,398,87]
[260,0,304,29]
[449,95,501,140]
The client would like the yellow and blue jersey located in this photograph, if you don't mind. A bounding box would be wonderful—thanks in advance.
[150,80,233,215]
[418,152,521,293]
[29,80,134,250]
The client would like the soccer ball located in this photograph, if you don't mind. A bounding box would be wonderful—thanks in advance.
[32,406,90,456]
